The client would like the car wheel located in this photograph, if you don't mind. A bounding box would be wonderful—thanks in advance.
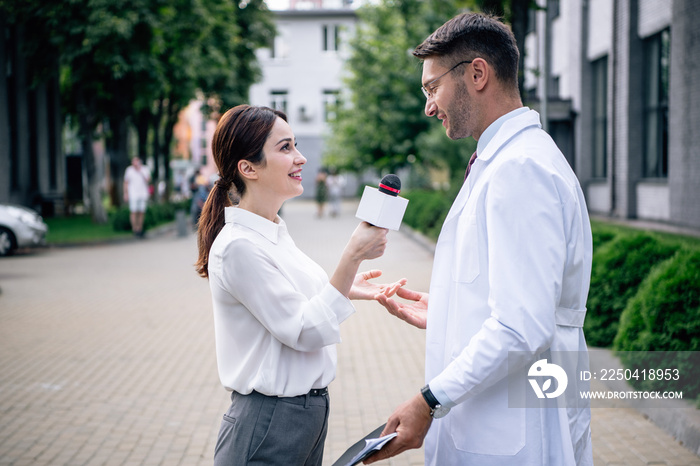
[0,227,16,256]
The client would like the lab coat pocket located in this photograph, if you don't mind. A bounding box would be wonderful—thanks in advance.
[447,381,526,455]
[452,214,480,283]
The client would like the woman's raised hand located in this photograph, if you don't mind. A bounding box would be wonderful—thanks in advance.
[346,222,388,262]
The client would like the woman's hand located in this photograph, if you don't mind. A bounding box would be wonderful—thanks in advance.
[345,222,388,262]
[330,223,388,299]
[349,270,407,300]
[375,287,429,329]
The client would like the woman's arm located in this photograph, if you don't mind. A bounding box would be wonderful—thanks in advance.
[329,222,388,297]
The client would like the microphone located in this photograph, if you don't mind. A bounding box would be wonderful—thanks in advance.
[355,174,409,230]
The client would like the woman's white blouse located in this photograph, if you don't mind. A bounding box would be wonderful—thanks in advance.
[208,207,355,397]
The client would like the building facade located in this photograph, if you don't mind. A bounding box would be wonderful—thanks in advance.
[525,0,700,229]
[249,5,358,198]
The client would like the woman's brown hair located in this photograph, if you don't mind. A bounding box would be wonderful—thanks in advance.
[195,104,287,278]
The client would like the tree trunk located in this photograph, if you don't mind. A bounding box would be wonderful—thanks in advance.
[77,93,108,224]
[107,116,130,208]
[151,98,164,197]
[161,98,181,202]
[136,108,150,161]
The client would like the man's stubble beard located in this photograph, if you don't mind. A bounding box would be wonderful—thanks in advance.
[446,80,473,141]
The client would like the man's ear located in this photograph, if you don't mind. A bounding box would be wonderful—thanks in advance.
[238,160,258,180]
[471,58,489,92]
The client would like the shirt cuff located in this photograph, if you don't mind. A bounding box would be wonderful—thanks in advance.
[428,380,458,409]
[320,283,355,324]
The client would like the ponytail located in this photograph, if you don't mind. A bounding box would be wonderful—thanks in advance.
[195,181,233,278]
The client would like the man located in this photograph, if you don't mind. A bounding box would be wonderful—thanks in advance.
[368,12,593,465]
[123,157,151,237]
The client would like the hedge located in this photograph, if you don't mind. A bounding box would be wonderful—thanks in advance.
[613,249,700,398]
[112,200,190,232]
[402,189,454,240]
[583,234,679,347]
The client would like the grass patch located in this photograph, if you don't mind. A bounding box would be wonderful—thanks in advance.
[45,215,133,244]
[44,200,190,245]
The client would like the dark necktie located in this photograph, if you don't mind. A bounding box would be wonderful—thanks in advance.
[464,151,478,180]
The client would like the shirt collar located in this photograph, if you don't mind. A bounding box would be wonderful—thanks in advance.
[476,107,530,157]
[225,206,283,244]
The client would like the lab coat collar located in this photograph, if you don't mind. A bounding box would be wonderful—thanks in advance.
[476,108,541,163]
[225,206,282,244]
[444,109,542,224]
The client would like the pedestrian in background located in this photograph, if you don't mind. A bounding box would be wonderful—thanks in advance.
[369,12,593,466]
[195,105,404,466]
[190,172,211,229]
[326,167,346,217]
[123,157,151,238]
[315,167,328,218]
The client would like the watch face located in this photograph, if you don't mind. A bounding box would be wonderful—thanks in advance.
[432,405,450,419]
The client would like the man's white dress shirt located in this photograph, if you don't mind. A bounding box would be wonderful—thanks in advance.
[208,207,355,397]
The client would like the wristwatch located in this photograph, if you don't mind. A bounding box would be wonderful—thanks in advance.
[421,385,451,419]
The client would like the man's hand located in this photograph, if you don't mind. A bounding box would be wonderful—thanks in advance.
[363,394,433,464]
[375,287,429,329]
[349,270,406,301]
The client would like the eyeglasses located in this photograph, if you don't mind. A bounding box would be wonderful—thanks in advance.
[421,60,473,99]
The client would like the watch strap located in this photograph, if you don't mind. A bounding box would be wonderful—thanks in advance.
[421,385,440,409]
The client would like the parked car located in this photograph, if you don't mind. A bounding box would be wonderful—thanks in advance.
[0,204,48,256]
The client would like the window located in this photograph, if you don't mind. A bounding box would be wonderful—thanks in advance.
[270,26,290,59]
[642,29,670,178]
[323,90,341,122]
[549,0,560,19]
[526,8,536,35]
[591,56,608,178]
[322,24,340,52]
[270,90,288,115]
[270,35,277,58]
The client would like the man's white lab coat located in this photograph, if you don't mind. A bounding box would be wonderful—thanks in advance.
[424,109,594,465]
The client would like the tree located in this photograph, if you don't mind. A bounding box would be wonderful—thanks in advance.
[50,0,163,220]
[325,0,453,175]
[4,0,274,221]
[325,0,532,182]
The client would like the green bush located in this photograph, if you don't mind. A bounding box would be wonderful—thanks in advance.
[111,207,132,232]
[112,200,187,232]
[584,234,679,347]
[613,249,700,398]
[590,221,619,251]
[403,188,458,240]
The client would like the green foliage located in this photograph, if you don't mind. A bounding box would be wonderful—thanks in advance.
[112,200,188,232]
[415,124,477,184]
[613,249,700,398]
[590,221,620,251]
[402,189,458,239]
[325,0,465,174]
[584,234,679,347]
[6,0,274,214]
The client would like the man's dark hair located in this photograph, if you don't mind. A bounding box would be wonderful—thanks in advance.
[413,13,519,91]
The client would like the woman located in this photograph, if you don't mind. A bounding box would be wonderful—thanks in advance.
[195,105,402,465]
